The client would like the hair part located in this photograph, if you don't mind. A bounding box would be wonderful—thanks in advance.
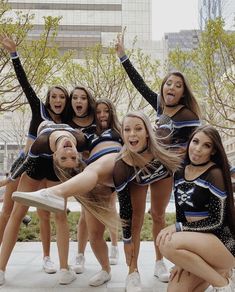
[69,86,96,118]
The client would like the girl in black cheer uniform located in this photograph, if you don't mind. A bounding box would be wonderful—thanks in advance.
[0,35,70,276]
[69,99,121,286]
[13,111,181,292]
[115,29,201,283]
[67,92,119,272]
[157,125,235,292]
[9,100,122,287]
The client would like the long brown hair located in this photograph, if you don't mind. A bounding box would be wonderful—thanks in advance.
[68,86,96,119]
[185,125,235,235]
[45,85,70,122]
[160,71,201,118]
[95,98,121,135]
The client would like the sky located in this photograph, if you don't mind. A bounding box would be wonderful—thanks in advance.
[151,0,199,40]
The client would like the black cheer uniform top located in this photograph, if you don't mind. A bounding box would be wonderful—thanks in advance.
[120,57,201,148]
[174,164,235,256]
[113,158,171,241]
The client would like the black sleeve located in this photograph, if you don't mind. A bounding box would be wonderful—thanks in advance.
[10,155,39,180]
[113,159,135,240]
[172,108,201,147]
[10,151,27,174]
[121,58,159,110]
[73,131,89,152]
[117,186,132,240]
[12,56,41,113]
[180,168,227,232]
[30,133,51,156]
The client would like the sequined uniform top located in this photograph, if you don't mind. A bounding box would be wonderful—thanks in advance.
[10,124,122,180]
[174,164,235,256]
[10,124,87,181]
[67,119,96,134]
[113,158,171,241]
[120,57,201,148]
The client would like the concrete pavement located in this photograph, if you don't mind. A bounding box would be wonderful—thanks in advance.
[0,241,171,292]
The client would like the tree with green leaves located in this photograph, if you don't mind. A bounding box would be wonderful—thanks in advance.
[167,18,235,132]
[62,41,162,121]
[0,0,73,112]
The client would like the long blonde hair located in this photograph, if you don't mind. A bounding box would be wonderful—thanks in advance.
[53,157,120,231]
[119,111,182,173]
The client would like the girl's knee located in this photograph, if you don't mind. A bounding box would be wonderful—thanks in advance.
[89,231,104,242]
[151,211,165,223]
[159,239,175,259]
[55,212,67,222]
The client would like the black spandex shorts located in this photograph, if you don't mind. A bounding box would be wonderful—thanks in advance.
[26,156,59,182]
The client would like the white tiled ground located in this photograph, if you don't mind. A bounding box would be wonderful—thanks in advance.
[1,241,170,291]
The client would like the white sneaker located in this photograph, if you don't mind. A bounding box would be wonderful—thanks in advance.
[73,253,85,274]
[0,270,5,285]
[154,259,170,282]
[59,267,76,285]
[231,269,235,290]
[109,245,119,265]
[12,189,65,213]
[89,270,111,286]
[213,278,233,291]
[43,256,57,274]
[125,271,142,292]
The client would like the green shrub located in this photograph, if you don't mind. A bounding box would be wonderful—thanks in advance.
[18,211,176,242]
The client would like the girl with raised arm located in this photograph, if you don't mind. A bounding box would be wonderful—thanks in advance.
[115,29,201,282]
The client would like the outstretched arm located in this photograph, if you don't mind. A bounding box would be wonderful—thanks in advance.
[115,29,159,110]
[0,34,41,111]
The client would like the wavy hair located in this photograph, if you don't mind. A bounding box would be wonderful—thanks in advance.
[53,153,119,231]
[185,124,235,235]
[118,111,182,173]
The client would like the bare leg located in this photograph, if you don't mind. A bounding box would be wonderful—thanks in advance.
[108,192,118,246]
[85,210,110,273]
[0,179,19,244]
[45,180,69,270]
[128,183,147,273]
[76,207,88,254]
[0,173,41,271]
[167,269,209,292]
[37,209,51,257]
[54,210,69,269]
[150,177,173,260]
[159,231,235,287]
[47,154,116,198]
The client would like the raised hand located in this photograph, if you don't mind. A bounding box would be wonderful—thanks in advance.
[0,34,17,53]
[115,27,126,58]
